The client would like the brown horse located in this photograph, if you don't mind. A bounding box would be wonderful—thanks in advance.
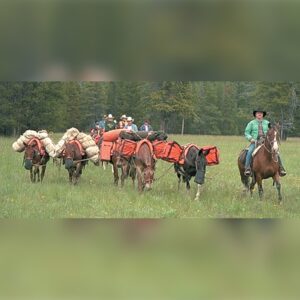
[238,124,283,202]
[63,140,87,185]
[134,140,156,192]
[23,139,49,183]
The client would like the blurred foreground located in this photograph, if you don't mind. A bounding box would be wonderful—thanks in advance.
[0,221,300,299]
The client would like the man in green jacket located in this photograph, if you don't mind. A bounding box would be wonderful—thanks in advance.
[104,114,116,132]
[244,109,286,177]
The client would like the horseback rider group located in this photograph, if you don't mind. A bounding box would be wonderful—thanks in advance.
[244,109,286,177]
[91,114,154,135]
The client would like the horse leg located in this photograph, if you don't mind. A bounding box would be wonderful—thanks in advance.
[256,176,264,200]
[113,163,119,186]
[68,169,73,184]
[41,166,46,182]
[73,165,79,185]
[273,174,282,203]
[250,175,256,197]
[194,184,202,201]
[30,168,34,183]
[186,178,191,191]
[121,170,125,188]
[137,167,144,193]
[130,165,136,187]
[177,173,181,191]
[242,176,250,193]
[33,167,38,183]
[73,163,82,185]
[37,167,41,182]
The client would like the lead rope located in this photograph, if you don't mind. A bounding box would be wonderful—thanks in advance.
[154,164,174,182]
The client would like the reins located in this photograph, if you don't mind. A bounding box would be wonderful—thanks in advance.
[73,158,90,163]
[261,132,279,163]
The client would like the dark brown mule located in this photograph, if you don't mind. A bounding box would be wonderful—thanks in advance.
[63,141,87,185]
[174,146,208,201]
[134,140,156,192]
[238,124,283,202]
[97,138,136,187]
[111,155,136,187]
[23,139,49,183]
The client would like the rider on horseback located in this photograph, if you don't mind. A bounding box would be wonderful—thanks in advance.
[244,109,287,177]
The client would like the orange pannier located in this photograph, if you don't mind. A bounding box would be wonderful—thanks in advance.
[153,140,183,163]
[100,141,114,161]
[114,139,137,158]
[152,140,168,159]
[103,129,129,142]
[202,146,220,166]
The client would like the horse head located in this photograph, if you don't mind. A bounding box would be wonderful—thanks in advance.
[64,142,77,169]
[267,123,280,154]
[23,141,39,170]
[144,164,155,191]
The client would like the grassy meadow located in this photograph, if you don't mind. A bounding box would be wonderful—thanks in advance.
[0,134,299,218]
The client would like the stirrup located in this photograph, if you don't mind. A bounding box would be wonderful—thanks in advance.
[279,169,287,177]
[244,168,252,176]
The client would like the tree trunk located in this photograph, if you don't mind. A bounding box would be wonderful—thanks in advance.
[181,118,185,135]
[160,119,165,132]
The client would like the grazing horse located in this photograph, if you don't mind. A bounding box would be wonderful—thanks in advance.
[174,145,208,201]
[238,124,283,202]
[134,140,156,192]
[23,139,49,183]
[63,140,87,185]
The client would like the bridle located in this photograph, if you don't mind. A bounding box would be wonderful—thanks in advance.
[24,145,47,167]
[65,143,78,161]
[263,129,280,162]
[143,164,154,185]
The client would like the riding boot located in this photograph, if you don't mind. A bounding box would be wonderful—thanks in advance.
[244,166,252,177]
[278,156,287,177]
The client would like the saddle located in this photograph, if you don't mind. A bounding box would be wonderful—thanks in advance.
[69,140,85,156]
[114,139,137,158]
[252,145,263,157]
[136,139,154,157]
[178,144,198,165]
[152,140,184,163]
[28,138,46,156]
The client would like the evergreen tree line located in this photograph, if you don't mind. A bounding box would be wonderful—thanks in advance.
[0,81,299,138]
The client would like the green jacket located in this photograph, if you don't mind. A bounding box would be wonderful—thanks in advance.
[105,121,116,132]
[245,119,270,141]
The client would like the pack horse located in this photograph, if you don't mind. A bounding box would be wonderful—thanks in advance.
[23,138,50,183]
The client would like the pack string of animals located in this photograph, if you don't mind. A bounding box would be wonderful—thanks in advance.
[12,110,287,202]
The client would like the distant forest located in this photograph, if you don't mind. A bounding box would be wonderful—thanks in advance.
[0,82,299,138]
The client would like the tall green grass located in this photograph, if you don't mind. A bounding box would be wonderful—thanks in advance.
[0,135,299,218]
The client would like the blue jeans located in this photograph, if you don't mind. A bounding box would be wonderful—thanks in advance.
[245,143,255,168]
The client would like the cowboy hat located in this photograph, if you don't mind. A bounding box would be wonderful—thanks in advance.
[127,116,134,122]
[253,109,267,117]
[107,114,114,119]
[121,114,127,119]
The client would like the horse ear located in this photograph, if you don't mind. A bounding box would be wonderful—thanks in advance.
[199,148,210,156]
[275,122,281,130]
